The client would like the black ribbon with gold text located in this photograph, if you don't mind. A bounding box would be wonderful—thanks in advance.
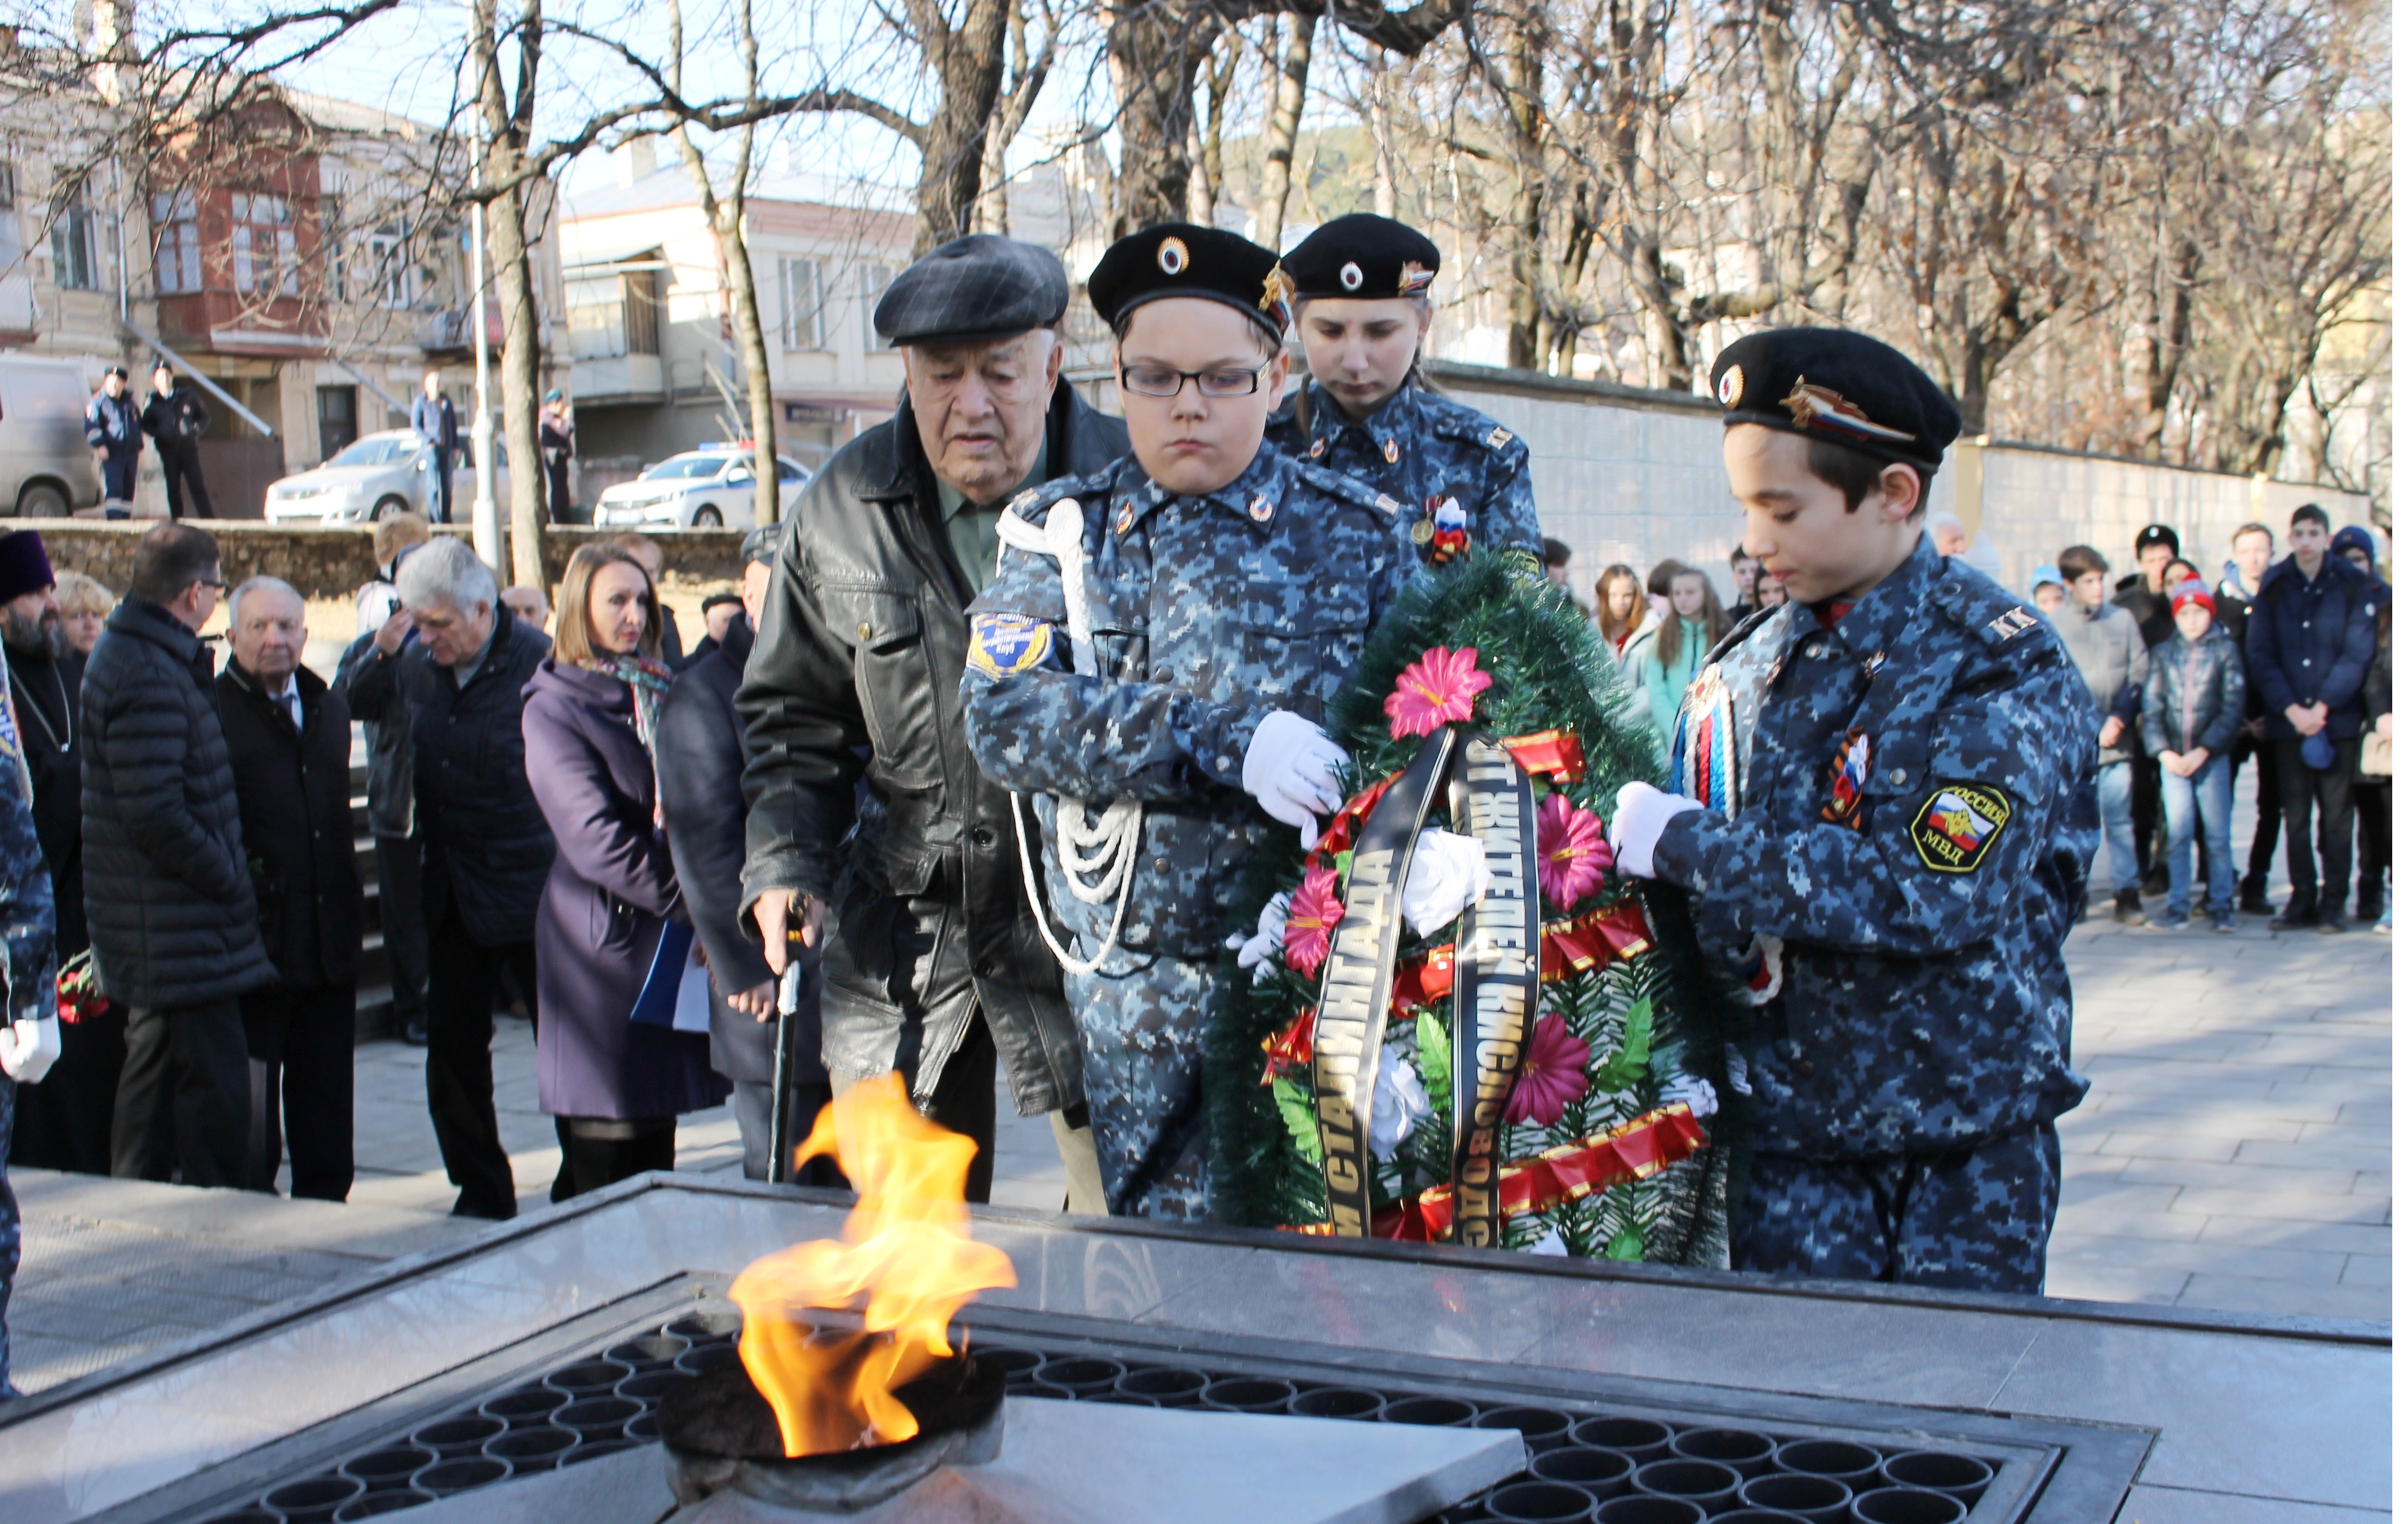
[1445,734,1541,1248]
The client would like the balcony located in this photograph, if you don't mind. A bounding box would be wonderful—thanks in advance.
[569,352,666,404]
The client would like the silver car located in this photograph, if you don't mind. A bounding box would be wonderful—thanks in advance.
[264,429,506,524]
[0,356,104,517]
[593,448,808,528]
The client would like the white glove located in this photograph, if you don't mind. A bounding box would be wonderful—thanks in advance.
[1401,829,1491,936]
[1243,710,1349,849]
[1666,1072,1720,1120]
[0,1015,61,1084]
[1607,782,1703,880]
[1231,892,1293,985]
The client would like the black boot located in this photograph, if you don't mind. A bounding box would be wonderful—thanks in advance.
[2276,896,2320,929]
[2237,878,2276,915]
[2357,881,2385,922]
[2113,888,2147,925]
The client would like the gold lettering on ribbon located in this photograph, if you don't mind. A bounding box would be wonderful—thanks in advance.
[1451,737,1539,1248]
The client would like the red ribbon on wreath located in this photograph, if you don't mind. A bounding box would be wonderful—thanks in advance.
[1499,729,1588,784]
[1366,1104,1708,1243]
[1538,903,1653,978]
[1309,775,1398,861]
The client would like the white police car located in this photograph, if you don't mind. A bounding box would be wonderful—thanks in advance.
[593,445,809,528]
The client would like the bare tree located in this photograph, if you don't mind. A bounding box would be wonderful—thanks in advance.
[1253,14,1315,240]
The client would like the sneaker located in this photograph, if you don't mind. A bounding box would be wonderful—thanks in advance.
[2238,881,2277,915]
[2152,908,2189,929]
[2210,911,2237,933]
[2113,888,2148,925]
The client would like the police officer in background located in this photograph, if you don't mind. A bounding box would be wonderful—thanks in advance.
[738,236,1122,1207]
[139,362,213,521]
[961,224,1427,1219]
[1608,329,2096,1293]
[1271,214,1541,566]
[84,367,141,517]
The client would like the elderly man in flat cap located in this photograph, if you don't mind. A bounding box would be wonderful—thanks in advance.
[736,235,1123,1206]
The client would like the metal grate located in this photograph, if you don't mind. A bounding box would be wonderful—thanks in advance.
[200,1314,2019,1523]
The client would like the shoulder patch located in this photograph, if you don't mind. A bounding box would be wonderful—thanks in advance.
[1986,605,2040,643]
[1909,782,2012,872]
[967,613,1053,679]
[1486,426,1514,450]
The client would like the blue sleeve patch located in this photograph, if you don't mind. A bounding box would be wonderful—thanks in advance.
[969,613,1054,678]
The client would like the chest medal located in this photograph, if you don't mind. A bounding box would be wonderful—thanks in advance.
[1419,496,1469,564]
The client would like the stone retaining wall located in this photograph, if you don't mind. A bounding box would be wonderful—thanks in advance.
[19,521,746,600]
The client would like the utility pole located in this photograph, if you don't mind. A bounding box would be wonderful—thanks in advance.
[469,126,502,575]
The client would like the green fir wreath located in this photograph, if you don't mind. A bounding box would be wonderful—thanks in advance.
[1205,549,1746,1263]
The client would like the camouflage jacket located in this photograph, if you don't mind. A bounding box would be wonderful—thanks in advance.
[1269,382,1541,566]
[960,442,1416,964]
[1652,538,2096,1157]
[0,647,56,1032]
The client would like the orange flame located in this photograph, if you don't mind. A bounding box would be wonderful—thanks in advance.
[728,1073,1017,1457]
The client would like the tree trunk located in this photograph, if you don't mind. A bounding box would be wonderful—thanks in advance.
[471,0,548,590]
[913,0,1011,254]
[1106,0,1209,232]
[1503,22,1545,370]
[1254,15,1313,243]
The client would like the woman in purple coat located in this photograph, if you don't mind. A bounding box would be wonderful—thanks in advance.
[523,543,728,1197]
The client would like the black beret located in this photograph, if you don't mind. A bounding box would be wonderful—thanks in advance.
[2135,524,2180,555]
[1087,223,1292,342]
[1283,214,1441,302]
[873,234,1069,347]
[1708,327,1960,471]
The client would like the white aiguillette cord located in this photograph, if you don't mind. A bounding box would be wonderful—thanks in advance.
[995,498,1143,976]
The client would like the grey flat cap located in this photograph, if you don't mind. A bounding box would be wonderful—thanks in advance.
[873,235,1069,347]
[740,522,781,567]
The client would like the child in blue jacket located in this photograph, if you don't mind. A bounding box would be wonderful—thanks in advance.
[2141,578,2248,929]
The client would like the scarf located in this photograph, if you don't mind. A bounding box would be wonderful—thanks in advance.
[578,654,674,822]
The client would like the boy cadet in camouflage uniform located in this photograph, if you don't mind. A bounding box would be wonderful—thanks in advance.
[1608,329,2096,1294]
[1269,214,1541,566]
[0,646,61,1397]
[961,224,1418,1220]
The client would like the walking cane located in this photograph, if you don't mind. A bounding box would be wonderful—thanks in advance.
[767,953,804,1186]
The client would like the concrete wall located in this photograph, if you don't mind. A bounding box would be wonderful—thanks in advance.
[1428,361,2376,604]
[24,521,744,602]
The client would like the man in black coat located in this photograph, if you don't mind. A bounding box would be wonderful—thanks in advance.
[85,524,276,1185]
[0,531,122,1175]
[662,528,839,1183]
[138,362,214,521]
[738,237,1122,1208]
[218,577,362,1201]
[343,537,555,1217]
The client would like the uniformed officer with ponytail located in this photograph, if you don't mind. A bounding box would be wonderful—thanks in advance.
[1271,214,1541,566]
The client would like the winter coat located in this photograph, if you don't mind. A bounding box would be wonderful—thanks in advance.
[2140,623,2247,760]
[139,386,210,446]
[11,643,86,955]
[736,380,1124,1118]
[335,626,414,839]
[410,393,459,455]
[83,391,140,458]
[2246,553,2379,741]
[216,661,363,990]
[344,605,555,945]
[81,598,276,1009]
[660,615,828,1089]
[522,657,727,1120]
[1637,617,1713,743]
[2048,599,2146,761]
[2112,574,2175,648]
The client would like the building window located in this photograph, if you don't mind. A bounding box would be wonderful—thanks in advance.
[780,255,825,351]
[231,193,297,296]
[151,189,201,294]
[857,263,892,352]
[52,193,99,291]
[623,271,659,355]
[564,269,658,360]
[321,191,344,302]
[367,223,412,309]
[317,384,358,459]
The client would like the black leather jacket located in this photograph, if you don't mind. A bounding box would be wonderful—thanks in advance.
[737,382,1127,1118]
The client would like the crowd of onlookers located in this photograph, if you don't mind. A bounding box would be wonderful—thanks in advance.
[1539,507,2393,938]
[7,515,807,1213]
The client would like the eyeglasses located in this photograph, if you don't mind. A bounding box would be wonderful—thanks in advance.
[198,578,228,591]
[1119,360,1271,398]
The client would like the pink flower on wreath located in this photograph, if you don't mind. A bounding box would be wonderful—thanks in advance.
[1535,791,1610,910]
[1384,646,1493,739]
[1284,865,1345,977]
[1505,1013,1593,1128]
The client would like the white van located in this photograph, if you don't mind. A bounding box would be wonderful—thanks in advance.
[0,356,104,516]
